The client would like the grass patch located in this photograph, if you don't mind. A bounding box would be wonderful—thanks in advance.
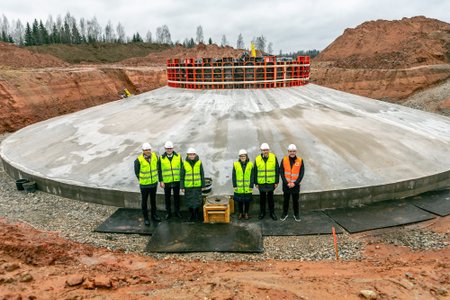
[26,43,171,64]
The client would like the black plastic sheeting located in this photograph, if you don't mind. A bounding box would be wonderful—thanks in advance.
[146,222,263,253]
[324,200,436,233]
[94,208,160,235]
[410,189,450,217]
[255,211,343,236]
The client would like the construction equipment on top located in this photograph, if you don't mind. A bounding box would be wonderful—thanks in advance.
[166,53,310,90]
[250,42,257,58]
[120,88,132,98]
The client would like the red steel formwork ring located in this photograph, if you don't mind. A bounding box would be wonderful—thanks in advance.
[166,56,310,89]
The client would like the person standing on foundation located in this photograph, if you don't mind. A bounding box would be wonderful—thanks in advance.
[254,143,279,220]
[134,143,161,226]
[232,149,254,220]
[279,144,305,221]
[158,141,182,220]
[180,147,205,222]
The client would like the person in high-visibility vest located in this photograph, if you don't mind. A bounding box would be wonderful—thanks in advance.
[158,141,182,220]
[180,147,205,222]
[134,143,161,225]
[232,149,254,220]
[254,143,280,220]
[279,144,305,222]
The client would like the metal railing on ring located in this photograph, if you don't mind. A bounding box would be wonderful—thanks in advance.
[166,56,310,89]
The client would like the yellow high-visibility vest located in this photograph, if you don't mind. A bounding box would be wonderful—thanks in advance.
[183,160,202,188]
[138,153,158,185]
[255,153,276,184]
[234,161,253,194]
[160,154,181,183]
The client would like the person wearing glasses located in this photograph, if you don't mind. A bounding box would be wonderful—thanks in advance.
[279,144,305,222]
[232,149,255,220]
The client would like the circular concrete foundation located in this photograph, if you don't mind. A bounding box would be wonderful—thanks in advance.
[1,84,449,210]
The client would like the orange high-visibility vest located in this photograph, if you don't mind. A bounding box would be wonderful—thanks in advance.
[282,156,302,183]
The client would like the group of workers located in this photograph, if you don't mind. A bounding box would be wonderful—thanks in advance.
[134,141,305,226]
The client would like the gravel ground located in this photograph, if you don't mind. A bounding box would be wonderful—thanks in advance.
[402,78,450,116]
[1,133,448,262]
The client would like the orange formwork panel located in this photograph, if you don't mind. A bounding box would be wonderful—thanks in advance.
[166,56,310,90]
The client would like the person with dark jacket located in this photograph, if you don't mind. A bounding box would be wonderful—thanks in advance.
[279,144,305,221]
[254,143,279,220]
[232,149,254,220]
[134,142,161,225]
[180,147,205,221]
[158,141,182,219]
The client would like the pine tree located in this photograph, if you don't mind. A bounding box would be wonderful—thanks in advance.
[61,20,71,43]
[24,22,33,46]
[208,37,212,45]
[31,19,41,45]
[39,20,49,44]
[71,22,82,44]
[50,24,60,44]
[132,32,143,43]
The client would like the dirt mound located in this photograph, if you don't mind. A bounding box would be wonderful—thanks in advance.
[315,16,450,69]
[120,43,247,66]
[0,42,68,68]
[0,66,165,133]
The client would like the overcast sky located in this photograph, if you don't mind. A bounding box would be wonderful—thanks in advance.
[2,0,449,53]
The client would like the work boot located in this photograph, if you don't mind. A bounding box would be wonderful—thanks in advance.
[258,212,266,220]
[188,208,195,222]
[195,209,203,222]
[270,212,278,221]
[174,211,182,219]
[151,214,161,222]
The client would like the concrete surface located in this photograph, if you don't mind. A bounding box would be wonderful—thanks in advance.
[1,84,449,209]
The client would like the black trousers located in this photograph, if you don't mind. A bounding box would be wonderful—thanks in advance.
[164,182,180,213]
[140,186,157,220]
[283,191,300,216]
[259,191,275,214]
[237,202,250,214]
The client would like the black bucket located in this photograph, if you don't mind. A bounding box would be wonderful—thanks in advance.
[22,181,37,193]
[202,177,213,194]
[15,179,30,191]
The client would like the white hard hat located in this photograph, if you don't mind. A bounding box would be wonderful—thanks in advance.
[164,141,174,148]
[187,147,196,154]
[288,144,297,151]
[260,143,270,150]
[238,149,247,155]
[142,143,152,150]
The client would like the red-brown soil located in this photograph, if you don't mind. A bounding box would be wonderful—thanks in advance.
[314,16,450,69]
[312,16,450,108]
[0,42,68,69]
[0,217,448,299]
